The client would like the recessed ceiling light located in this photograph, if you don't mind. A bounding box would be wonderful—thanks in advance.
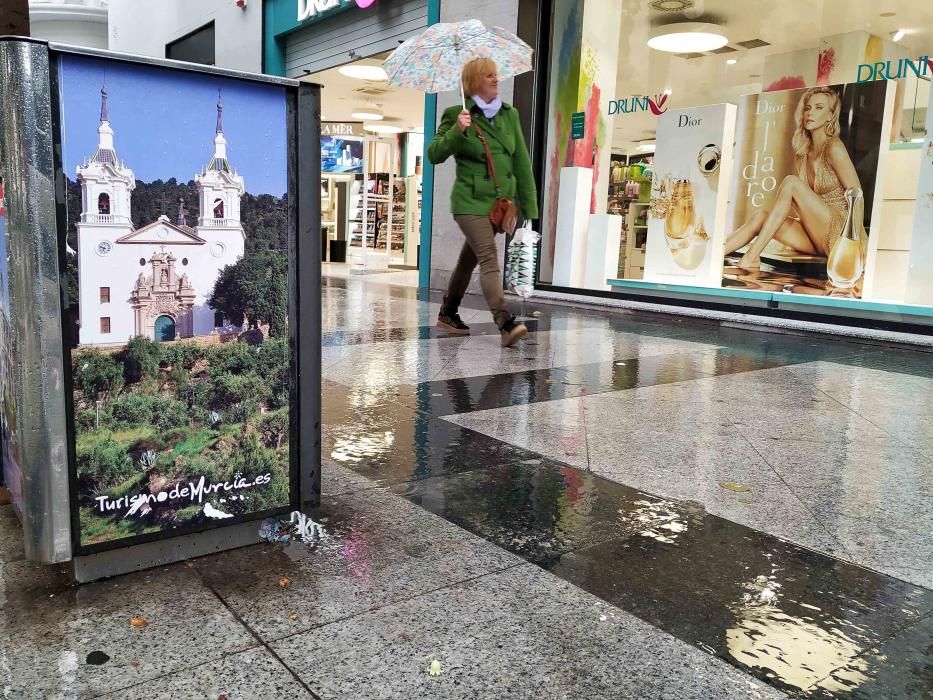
[892,29,906,42]
[910,137,924,143]
[364,123,403,134]
[647,22,728,53]
[727,58,737,65]
[338,64,388,81]
[880,12,896,18]
[638,143,656,152]
[352,102,383,120]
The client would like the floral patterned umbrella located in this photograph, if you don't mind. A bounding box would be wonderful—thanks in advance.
[383,20,533,107]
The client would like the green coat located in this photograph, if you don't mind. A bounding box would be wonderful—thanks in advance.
[427,99,539,219]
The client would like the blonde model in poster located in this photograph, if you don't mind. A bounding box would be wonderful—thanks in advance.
[725,86,866,270]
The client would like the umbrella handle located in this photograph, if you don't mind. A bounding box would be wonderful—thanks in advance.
[460,79,466,110]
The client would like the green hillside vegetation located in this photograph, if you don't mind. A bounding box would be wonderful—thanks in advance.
[72,336,291,545]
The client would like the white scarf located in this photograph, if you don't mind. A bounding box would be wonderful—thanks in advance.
[472,94,503,120]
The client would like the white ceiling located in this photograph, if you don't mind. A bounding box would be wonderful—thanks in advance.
[300,53,426,132]
[611,0,933,153]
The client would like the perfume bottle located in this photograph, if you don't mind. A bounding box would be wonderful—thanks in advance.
[665,179,694,240]
[672,215,708,270]
[826,187,865,289]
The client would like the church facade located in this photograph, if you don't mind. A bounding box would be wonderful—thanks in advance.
[75,89,245,346]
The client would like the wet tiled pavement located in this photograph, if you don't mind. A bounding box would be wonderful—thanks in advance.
[1,275,932,698]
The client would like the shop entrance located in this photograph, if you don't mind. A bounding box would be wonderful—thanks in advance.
[302,54,425,285]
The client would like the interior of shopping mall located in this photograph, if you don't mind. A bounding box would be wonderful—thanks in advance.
[302,54,424,284]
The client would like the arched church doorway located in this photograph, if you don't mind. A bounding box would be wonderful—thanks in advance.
[154,315,176,342]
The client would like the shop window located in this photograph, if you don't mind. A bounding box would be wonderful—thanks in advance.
[100,317,111,334]
[165,22,215,66]
[99,287,110,303]
[97,193,110,215]
[538,0,933,310]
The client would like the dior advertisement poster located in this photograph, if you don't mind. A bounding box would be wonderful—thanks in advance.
[723,80,895,297]
[59,54,293,549]
[644,104,736,287]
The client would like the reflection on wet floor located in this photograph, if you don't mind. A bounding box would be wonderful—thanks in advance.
[320,278,933,698]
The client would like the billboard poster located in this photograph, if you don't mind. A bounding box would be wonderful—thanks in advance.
[644,104,736,287]
[722,80,894,297]
[904,87,933,306]
[58,54,294,550]
[321,135,363,173]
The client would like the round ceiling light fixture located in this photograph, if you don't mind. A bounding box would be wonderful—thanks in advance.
[364,123,404,134]
[352,103,384,120]
[649,0,695,11]
[338,64,388,81]
[647,22,729,53]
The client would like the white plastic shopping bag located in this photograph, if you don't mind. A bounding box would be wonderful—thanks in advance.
[505,222,540,299]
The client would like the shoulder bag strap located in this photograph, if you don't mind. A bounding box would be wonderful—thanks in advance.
[473,125,502,197]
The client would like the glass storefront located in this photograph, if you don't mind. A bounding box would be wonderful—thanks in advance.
[539,0,933,322]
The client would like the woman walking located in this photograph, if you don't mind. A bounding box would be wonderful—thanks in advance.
[428,58,538,347]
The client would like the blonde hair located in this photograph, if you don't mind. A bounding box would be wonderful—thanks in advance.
[462,58,497,97]
[792,86,841,157]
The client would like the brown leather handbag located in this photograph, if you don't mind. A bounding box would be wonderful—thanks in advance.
[474,127,519,235]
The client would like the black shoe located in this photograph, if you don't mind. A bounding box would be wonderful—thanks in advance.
[500,317,528,347]
[437,312,470,335]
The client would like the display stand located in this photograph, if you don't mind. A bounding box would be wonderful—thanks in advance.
[553,167,593,288]
[0,38,321,582]
[584,214,623,291]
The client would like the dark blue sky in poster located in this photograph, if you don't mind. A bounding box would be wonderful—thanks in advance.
[58,54,287,196]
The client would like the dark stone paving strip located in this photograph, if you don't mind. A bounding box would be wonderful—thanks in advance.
[389,456,933,698]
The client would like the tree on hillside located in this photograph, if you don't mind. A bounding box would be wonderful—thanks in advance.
[208,252,287,338]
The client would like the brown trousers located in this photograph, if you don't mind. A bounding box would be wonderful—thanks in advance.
[445,215,511,329]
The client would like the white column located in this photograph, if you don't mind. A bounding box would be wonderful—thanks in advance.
[552,167,592,288]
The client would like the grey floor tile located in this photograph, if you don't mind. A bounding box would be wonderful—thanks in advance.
[0,564,256,699]
[193,488,522,641]
[94,647,313,700]
[321,459,383,497]
[270,564,785,700]
[805,508,933,590]
[446,398,852,567]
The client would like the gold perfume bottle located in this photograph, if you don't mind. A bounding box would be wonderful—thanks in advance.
[826,187,865,290]
[672,215,708,270]
[665,179,695,240]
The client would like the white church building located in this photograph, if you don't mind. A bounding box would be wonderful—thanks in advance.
[75,88,245,346]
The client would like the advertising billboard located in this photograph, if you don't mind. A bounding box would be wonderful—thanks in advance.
[58,54,296,551]
[722,81,895,297]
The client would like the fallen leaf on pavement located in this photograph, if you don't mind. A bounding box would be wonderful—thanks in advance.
[289,612,298,622]
[401,632,411,641]
[719,482,751,493]
[428,659,443,677]
[130,616,148,629]
[279,577,290,588]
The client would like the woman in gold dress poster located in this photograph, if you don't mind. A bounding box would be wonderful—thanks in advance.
[723,81,893,297]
